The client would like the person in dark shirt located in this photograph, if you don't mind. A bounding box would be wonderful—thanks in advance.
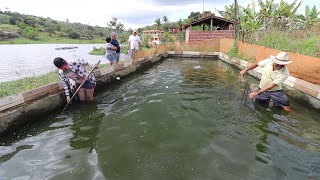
[110,32,121,64]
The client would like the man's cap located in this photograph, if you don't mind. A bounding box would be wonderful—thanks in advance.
[53,57,67,68]
[111,32,117,36]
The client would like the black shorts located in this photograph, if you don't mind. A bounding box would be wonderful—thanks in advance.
[82,81,96,89]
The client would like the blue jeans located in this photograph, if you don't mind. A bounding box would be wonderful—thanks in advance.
[106,54,116,62]
[114,53,120,63]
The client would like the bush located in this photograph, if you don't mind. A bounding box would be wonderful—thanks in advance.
[0,30,4,39]
[68,31,80,39]
[23,26,38,40]
[176,31,185,42]
[142,34,153,48]
[161,32,174,44]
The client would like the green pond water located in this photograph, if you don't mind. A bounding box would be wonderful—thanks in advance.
[1,58,320,179]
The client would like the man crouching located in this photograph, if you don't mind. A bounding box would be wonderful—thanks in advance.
[53,57,96,103]
[240,52,293,112]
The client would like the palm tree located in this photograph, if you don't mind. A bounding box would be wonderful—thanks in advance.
[162,16,169,24]
[299,5,320,28]
[177,19,183,31]
[154,18,161,29]
[257,0,302,31]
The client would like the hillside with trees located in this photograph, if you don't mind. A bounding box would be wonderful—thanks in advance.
[0,10,130,44]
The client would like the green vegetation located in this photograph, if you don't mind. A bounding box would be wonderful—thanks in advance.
[89,45,152,55]
[255,26,320,57]
[0,71,59,98]
[89,46,129,55]
[0,11,130,44]
[221,0,320,57]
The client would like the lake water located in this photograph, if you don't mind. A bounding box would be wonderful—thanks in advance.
[0,44,129,83]
[1,58,319,179]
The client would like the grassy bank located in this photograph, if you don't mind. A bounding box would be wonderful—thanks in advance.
[0,71,59,98]
[0,64,109,98]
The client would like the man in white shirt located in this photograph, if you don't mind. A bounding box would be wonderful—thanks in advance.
[240,51,293,112]
[128,30,141,60]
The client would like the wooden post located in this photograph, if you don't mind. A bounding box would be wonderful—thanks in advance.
[234,0,238,43]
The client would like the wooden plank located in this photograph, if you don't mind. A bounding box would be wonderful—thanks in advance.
[0,93,24,112]
[22,83,60,102]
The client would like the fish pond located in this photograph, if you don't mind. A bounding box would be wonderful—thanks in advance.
[0,58,320,179]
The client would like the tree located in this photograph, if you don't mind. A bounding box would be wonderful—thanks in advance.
[201,11,213,18]
[18,22,27,29]
[68,31,80,39]
[142,34,153,48]
[161,32,174,44]
[299,5,320,28]
[0,30,4,39]
[154,18,161,29]
[9,17,17,25]
[188,12,201,21]
[23,26,38,40]
[162,16,169,24]
[107,17,125,33]
[177,19,184,31]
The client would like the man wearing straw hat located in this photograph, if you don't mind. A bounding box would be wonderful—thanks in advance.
[240,51,293,112]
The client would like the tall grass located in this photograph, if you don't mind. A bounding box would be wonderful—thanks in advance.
[253,24,320,58]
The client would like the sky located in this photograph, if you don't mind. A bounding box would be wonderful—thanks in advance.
[0,0,318,29]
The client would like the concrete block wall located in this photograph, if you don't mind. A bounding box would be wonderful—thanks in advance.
[188,30,234,42]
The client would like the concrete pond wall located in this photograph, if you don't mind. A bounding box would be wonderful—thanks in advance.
[0,53,168,135]
[1,50,320,135]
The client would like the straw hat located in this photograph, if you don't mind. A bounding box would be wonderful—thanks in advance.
[270,52,293,65]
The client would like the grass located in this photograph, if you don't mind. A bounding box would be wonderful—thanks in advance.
[0,24,20,32]
[0,71,59,98]
[0,64,110,98]
[253,25,320,58]
[89,46,152,55]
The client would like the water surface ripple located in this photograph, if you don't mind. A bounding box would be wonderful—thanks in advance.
[1,59,320,179]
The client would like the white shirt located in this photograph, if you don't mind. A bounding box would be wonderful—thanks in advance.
[258,58,289,91]
[128,35,141,50]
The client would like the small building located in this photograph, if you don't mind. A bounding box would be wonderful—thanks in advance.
[142,30,165,44]
[183,15,235,42]
[168,27,182,33]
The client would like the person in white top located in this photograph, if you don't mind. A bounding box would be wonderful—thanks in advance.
[127,30,141,60]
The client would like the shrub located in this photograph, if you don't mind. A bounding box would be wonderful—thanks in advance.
[68,31,80,39]
[23,26,38,40]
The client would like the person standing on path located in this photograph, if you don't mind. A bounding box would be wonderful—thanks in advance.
[110,32,121,64]
[128,30,141,60]
[240,51,293,112]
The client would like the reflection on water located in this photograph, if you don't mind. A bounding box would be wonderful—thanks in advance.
[0,44,129,83]
[0,58,320,179]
